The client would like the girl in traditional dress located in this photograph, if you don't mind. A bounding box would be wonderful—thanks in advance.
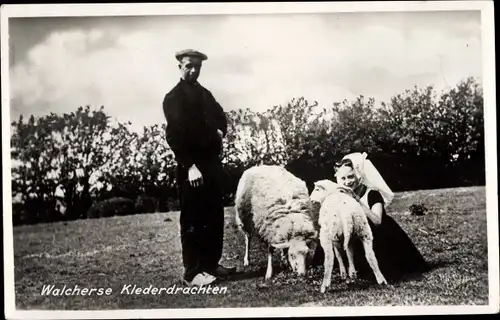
[334,152,430,283]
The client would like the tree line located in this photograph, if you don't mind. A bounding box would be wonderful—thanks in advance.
[10,77,485,225]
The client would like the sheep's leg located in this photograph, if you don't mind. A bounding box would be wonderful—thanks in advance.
[342,215,354,280]
[265,245,274,280]
[362,239,388,285]
[235,211,250,267]
[333,241,347,279]
[243,232,250,267]
[346,241,357,280]
[279,248,289,268]
[320,231,334,293]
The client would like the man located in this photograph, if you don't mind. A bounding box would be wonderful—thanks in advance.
[162,49,236,286]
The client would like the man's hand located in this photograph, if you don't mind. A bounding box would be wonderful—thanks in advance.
[188,164,203,187]
[337,186,360,201]
[217,129,223,140]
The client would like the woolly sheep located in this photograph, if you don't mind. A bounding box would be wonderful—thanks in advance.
[310,179,387,293]
[234,165,318,280]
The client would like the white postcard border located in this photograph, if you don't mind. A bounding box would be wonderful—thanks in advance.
[2,1,498,319]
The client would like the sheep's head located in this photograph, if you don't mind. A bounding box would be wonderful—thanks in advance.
[272,237,316,276]
[310,180,339,204]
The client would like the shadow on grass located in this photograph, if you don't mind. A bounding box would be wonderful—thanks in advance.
[300,258,454,288]
[223,265,286,282]
[383,259,454,284]
[427,259,454,271]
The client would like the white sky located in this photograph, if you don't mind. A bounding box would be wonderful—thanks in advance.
[9,11,482,132]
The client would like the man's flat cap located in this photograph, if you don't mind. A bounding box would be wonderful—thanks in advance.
[175,49,208,62]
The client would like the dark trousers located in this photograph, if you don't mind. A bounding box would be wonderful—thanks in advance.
[177,159,225,281]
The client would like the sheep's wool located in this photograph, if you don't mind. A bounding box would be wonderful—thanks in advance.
[235,165,316,245]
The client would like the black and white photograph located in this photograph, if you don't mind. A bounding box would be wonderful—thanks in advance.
[2,2,498,319]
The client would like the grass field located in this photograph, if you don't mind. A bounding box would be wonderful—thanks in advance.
[11,186,490,310]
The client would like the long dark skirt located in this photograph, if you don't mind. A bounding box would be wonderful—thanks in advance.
[353,215,430,282]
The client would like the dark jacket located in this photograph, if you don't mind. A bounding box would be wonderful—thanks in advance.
[163,79,228,173]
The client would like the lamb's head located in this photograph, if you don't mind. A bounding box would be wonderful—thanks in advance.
[310,179,339,204]
[272,237,316,276]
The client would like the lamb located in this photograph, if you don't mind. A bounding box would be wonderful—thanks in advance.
[234,165,318,280]
[310,179,387,293]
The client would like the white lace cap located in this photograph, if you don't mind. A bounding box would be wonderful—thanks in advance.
[341,152,395,206]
